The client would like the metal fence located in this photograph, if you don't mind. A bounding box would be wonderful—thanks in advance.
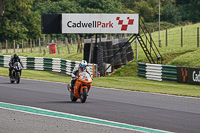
[150,27,199,48]
[0,34,132,55]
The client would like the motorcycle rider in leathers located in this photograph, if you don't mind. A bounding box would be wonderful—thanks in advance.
[70,60,91,92]
[9,53,23,77]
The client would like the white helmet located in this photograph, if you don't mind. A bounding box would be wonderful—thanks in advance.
[80,60,87,69]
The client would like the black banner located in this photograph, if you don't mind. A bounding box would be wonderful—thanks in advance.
[177,67,200,85]
[41,14,61,34]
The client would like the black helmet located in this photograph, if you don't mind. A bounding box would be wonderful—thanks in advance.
[14,53,18,59]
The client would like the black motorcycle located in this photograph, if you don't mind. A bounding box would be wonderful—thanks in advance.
[10,62,23,84]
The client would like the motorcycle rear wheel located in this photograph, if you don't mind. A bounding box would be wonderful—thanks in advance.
[80,88,87,103]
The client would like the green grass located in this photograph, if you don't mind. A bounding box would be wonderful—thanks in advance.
[111,23,200,76]
[1,23,200,97]
[0,43,83,61]
[1,67,200,97]
[0,67,72,83]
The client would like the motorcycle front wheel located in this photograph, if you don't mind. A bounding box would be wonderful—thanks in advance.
[80,88,87,103]
[10,77,15,83]
[16,72,20,84]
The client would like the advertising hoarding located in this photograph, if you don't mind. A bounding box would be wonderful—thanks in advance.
[177,67,200,85]
[62,14,139,34]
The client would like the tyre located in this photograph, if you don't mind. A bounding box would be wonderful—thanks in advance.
[16,72,20,84]
[80,88,87,103]
[98,46,104,76]
[10,78,14,83]
[70,91,77,102]
[84,43,91,63]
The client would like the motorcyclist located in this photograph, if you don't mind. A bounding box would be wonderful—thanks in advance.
[9,53,23,77]
[70,60,92,92]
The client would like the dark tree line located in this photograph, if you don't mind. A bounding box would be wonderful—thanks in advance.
[0,0,199,42]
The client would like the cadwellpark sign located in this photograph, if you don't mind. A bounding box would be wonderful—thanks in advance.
[62,14,139,33]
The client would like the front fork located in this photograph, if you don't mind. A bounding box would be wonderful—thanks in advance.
[81,85,91,94]
[80,85,87,94]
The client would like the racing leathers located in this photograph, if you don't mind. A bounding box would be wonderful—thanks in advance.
[70,65,91,91]
[9,56,23,77]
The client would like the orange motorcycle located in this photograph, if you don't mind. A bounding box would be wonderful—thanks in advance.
[67,71,93,103]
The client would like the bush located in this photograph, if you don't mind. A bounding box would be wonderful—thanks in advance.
[145,21,176,31]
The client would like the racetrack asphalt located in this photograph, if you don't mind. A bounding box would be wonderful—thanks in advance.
[0,76,200,133]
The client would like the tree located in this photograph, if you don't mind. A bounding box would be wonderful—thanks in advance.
[77,0,122,13]
[176,0,200,22]
[162,2,181,24]
[0,0,43,42]
[0,0,32,41]
[133,1,155,22]
[0,0,5,21]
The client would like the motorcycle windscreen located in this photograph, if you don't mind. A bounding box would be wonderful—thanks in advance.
[79,72,90,78]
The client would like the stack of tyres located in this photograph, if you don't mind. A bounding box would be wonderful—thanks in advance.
[0,55,3,67]
[83,38,134,73]
[105,41,113,64]
[84,43,91,63]
[98,46,104,76]
[112,44,122,68]
[44,58,52,71]
[118,43,128,65]
[92,44,98,64]
[126,42,134,61]
[102,42,107,62]
[27,57,35,70]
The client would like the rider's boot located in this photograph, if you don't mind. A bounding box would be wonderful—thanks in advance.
[9,71,11,77]
[70,86,74,92]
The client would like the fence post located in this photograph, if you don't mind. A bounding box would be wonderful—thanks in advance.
[80,38,84,53]
[39,38,41,53]
[75,37,77,45]
[48,38,50,54]
[77,35,80,53]
[181,27,183,47]
[65,37,70,54]
[30,39,32,53]
[93,64,95,78]
[149,28,152,48]
[197,27,199,47]
[70,38,73,45]
[166,29,168,47]
[6,40,8,53]
[55,38,60,54]
[33,40,35,51]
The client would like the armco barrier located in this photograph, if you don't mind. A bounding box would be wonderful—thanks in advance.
[138,62,177,81]
[0,55,98,78]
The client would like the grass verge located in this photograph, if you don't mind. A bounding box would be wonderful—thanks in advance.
[1,67,200,97]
